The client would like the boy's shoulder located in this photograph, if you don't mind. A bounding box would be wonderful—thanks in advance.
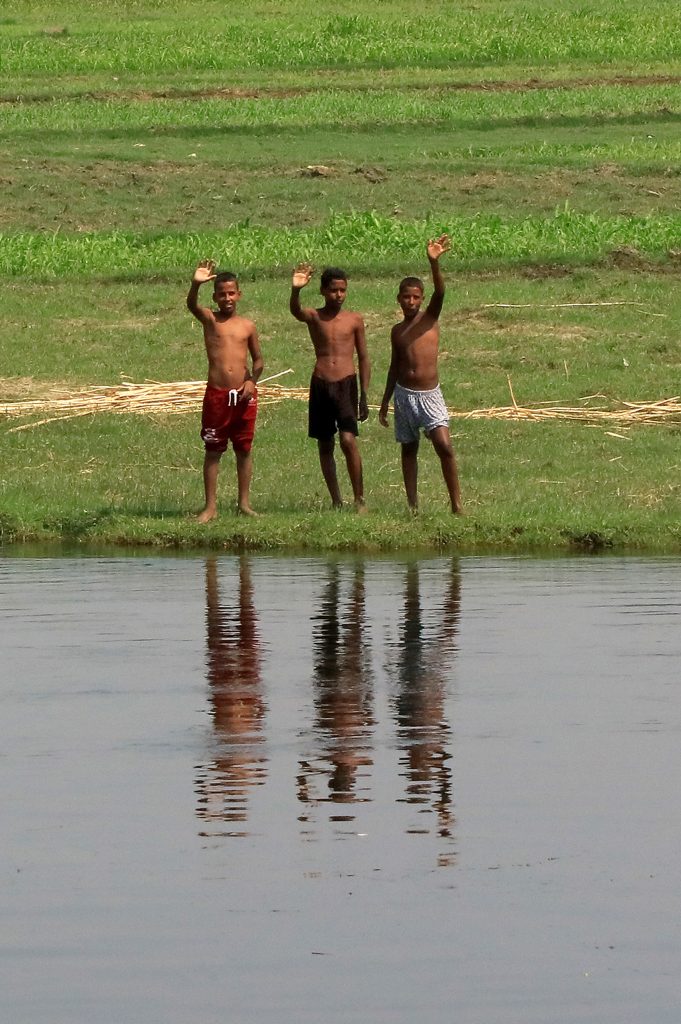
[340,308,365,325]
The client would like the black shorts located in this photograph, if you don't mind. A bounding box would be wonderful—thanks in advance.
[308,374,359,440]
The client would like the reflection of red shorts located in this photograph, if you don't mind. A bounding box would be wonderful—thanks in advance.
[200,385,257,454]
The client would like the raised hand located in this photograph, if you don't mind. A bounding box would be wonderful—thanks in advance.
[292,261,314,288]
[427,234,451,262]
[193,258,217,284]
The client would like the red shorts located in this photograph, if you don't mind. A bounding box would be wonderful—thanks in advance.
[200,385,257,454]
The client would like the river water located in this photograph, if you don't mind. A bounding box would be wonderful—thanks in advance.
[2,553,680,1023]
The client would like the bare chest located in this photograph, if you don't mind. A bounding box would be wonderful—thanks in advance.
[206,320,250,351]
[395,318,439,357]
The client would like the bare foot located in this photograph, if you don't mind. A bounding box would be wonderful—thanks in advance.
[238,505,259,517]
[196,506,217,524]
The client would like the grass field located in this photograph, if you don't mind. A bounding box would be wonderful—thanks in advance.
[2,0,681,551]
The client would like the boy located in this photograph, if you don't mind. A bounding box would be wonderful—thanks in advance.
[379,236,463,514]
[290,263,371,511]
[187,259,263,521]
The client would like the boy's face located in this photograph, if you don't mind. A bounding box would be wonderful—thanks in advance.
[320,278,347,309]
[213,279,241,314]
[398,285,424,319]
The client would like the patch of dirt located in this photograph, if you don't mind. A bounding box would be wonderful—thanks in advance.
[521,264,575,280]
[462,316,593,342]
[459,170,510,193]
[4,73,681,104]
[0,376,71,400]
[300,164,334,177]
[608,246,648,269]
[354,165,388,183]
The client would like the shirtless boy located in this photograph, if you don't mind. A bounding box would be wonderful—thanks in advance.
[379,236,463,514]
[290,264,370,510]
[187,259,263,521]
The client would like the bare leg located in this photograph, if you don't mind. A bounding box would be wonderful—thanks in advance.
[197,450,222,523]
[401,440,419,511]
[429,426,464,514]
[235,448,257,516]
[318,438,343,508]
[338,431,366,511]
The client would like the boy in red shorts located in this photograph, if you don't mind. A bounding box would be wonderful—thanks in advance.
[187,259,264,521]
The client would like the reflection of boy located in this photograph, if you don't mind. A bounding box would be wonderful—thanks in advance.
[290,264,370,511]
[379,236,463,514]
[198,557,265,829]
[187,260,263,521]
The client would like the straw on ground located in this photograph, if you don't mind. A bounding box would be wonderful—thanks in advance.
[3,374,681,431]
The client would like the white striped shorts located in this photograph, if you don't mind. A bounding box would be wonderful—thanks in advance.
[393,382,449,444]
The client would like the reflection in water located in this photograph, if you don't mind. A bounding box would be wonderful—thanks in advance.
[298,563,375,829]
[391,560,459,862]
[195,557,266,838]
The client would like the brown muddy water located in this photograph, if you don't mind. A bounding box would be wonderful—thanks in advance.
[2,553,680,1024]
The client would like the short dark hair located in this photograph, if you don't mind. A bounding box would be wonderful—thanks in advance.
[320,266,347,288]
[398,276,424,293]
[213,271,239,287]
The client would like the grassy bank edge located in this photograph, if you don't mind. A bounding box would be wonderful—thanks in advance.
[2,510,681,555]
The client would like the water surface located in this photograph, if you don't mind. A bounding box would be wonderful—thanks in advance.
[2,554,680,1023]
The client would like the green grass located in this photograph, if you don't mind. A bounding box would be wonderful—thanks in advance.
[3,407,681,553]
[2,0,681,551]
[3,84,681,133]
[2,211,681,278]
[3,3,681,73]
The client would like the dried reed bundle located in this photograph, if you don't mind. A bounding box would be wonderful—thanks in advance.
[1,370,304,432]
[449,398,681,425]
[3,372,681,431]
[448,378,681,425]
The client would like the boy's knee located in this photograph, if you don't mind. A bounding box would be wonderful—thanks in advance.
[430,430,453,457]
[338,432,357,455]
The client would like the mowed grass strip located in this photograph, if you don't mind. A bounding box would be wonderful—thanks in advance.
[2,83,680,133]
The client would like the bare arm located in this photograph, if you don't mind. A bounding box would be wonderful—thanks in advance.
[379,333,399,427]
[425,234,450,320]
[241,326,264,401]
[187,259,216,322]
[355,317,371,421]
[289,261,316,323]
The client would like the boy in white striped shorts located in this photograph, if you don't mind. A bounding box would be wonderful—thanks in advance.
[379,236,463,514]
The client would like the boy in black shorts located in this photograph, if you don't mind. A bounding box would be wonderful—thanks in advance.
[290,263,370,510]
